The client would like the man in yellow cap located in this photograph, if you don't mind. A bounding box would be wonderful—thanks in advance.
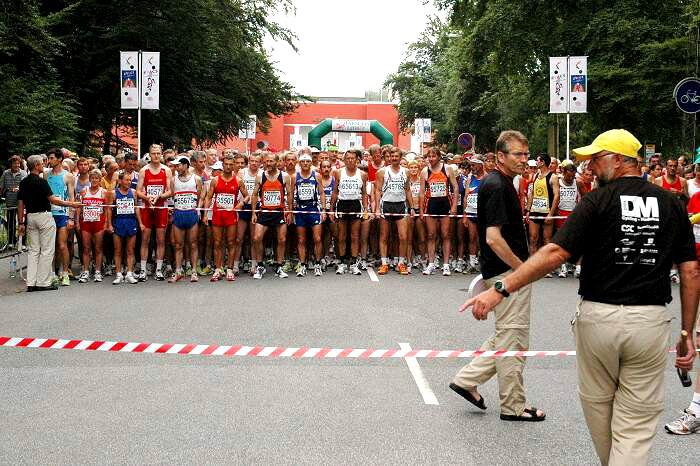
[461,129,699,465]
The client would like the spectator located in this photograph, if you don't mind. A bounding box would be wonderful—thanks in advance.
[0,155,27,247]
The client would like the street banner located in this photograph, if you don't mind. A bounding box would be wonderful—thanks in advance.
[569,56,587,113]
[644,144,656,163]
[331,119,371,133]
[120,51,139,109]
[141,51,160,110]
[422,118,432,143]
[549,57,568,113]
[414,118,423,138]
[239,115,257,139]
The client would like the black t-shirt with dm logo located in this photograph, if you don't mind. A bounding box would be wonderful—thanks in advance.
[553,177,695,305]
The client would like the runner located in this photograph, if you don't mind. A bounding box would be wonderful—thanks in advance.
[235,152,260,275]
[204,154,249,282]
[135,144,173,281]
[293,154,327,277]
[76,169,112,283]
[46,148,76,286]
[656,157,689,283]
[406,159,425,272]
[330,149,368,275]
[112,171,140,284]
[526,154,560,274]
[361,144,385,269]
[374,147,412,275]
[463,155,485,273]
[251,152,293,279]
[555,160,584,278]
[282,151,299,274]
[319,159,337,271]
[169,156,203,283]
[419,147,459,275]
[453,159,469,273]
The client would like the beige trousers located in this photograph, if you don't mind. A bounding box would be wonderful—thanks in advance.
[26,211,56,287]
[452,271,532,416]
[573,300,671,466]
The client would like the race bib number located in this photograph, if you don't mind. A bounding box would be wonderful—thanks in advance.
[429,181,447,197]
[467,193,478,211]
[216,193,235,211]
[298,184,315,201]
[244,179,256,193]
[174,193,197,210]
[387,180,404,194]
[116,198,135,215]
[82,205,101,222]
[411,183,420,197]
[263,190,282,207]
[146,185,163,198]
[531,197,548,212]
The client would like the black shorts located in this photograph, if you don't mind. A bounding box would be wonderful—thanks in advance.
[335,199,363,220]
[257,210,285,227]
[381,201,407,221]
[529,212,547,225]
[426,197,451,216]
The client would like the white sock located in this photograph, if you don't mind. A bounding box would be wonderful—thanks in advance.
[140,260,147,272]
[575,265,581,271]
[234,260,240,268]
[671,268,678,275]
[156,260,163,271]
[689,392,700,416]
[381,257,388,265]
[251,260,258,269]
[469,255,477,265]
[398,257,405,265]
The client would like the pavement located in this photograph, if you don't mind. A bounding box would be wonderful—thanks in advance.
[0,257,697,465]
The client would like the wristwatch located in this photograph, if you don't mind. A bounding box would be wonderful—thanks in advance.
[494,279,510,298]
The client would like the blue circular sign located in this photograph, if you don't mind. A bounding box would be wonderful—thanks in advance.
[457,132,474,150]
[674,77,700,113]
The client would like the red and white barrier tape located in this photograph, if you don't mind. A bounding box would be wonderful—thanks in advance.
[0,335,690,359]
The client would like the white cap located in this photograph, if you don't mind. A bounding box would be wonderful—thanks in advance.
[310,147,320,153]
[211,161,223,170]
[299,154,313,162]
[527,160,537,167]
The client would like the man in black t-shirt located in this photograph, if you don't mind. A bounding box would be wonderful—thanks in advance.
[462,129,699,465]
[450,130,546,422]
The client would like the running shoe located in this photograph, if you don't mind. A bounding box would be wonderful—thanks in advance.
[336,263,347,275]
[314,264,323,276]
[423,263,436,275]
[190,271,199,282]
[61,274,71,287]
[169,272,183,283]
[296,264,307,277]
[670,271,680,284]
[407,263,413,274]
[574,266,581,279]
[112,273,124,285]
[51,274,60,287]
[276,266,289,278]
[281,260,294,273]
[253,265,266,280]
[454,259,465,274]
[558,264,568,278]
[155,270,165,281]
[377,264,390,275]
[232,265,240,276]
[359,258,368,271]
[350,262,362,275]
[442,264,451,276]
[199,264,213,275]
[226,268,236,281]
[210,269,222,282]
[103,264,114,277]
[544,272,553,278]
[78,271,90,283]
[242,261,251,273]
[93,271,103,282]
[137,270,147,282]
[146,263,155,276]
[397,263,409,275]
[320,257,329,272]
[184,264,193,276]
[125,272,139,284]
[664,409,700,435]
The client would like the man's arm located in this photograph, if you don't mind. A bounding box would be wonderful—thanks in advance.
[548,175,560,217]
[484,225,526,271]
[677,260,699,370]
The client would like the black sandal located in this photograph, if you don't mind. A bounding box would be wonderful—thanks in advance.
[500,407,546,422]
[449,383,487,410]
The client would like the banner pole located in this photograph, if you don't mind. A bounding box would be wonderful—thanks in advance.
[566,56,570,161]
[137,50,142,157]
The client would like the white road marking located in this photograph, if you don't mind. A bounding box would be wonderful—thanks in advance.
[367,267,379,282]
[398,342,439,405]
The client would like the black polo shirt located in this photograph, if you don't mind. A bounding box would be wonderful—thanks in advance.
[477,170,529,279]
[17,173,52,213]
[553,176,695,305]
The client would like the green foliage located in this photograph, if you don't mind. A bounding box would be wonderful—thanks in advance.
[389,0,699,156]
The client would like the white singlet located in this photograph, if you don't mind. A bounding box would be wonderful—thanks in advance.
[337,167,363,201]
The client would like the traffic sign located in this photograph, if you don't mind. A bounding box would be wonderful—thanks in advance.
[457,133,474,150]
[674,77,700,113]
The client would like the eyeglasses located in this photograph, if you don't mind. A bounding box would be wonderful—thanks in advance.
[590,152,615,163]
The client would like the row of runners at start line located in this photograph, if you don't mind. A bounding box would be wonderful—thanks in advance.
[34,142,694,285]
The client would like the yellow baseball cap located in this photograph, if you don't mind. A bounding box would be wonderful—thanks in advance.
[572,129,641,160]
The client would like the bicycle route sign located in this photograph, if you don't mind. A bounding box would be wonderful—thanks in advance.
[674,77,700,113]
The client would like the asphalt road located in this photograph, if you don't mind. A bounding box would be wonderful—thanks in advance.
[0,261,696,465]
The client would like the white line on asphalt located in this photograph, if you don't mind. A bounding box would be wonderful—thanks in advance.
[367,267,379,282]
[398,342,439,405]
